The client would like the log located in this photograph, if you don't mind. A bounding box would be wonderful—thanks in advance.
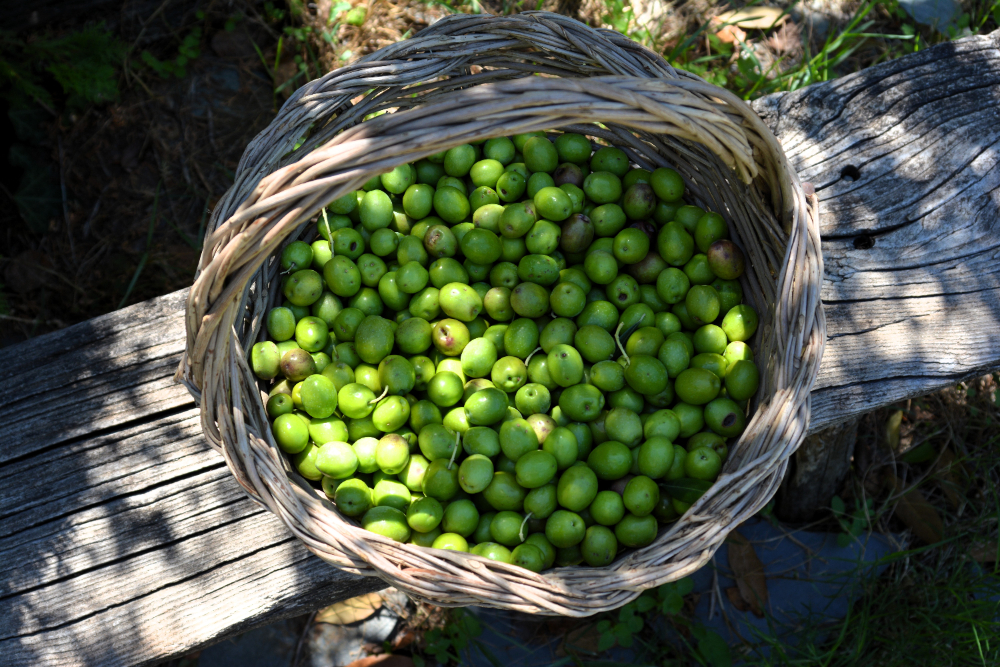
[0,291,382,667]
[751,29,1000,431]
[2,29,1000,667]
[774,418,859,522]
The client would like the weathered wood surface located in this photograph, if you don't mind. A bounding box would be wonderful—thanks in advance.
[752,28,1000,431]
[2,29,1000,667]
[0,290,382,667]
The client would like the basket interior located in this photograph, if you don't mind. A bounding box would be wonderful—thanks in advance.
[185,12,820,616]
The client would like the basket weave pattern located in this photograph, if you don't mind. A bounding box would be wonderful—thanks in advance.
[178,11,826,615]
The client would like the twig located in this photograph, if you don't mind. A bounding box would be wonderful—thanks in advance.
[369,386,389,405]
[614,321,630,367]
[519,512,533,542]
[82,184,109,239]
[126,0,176,58]
[57,136,77,265]
[447,433,461,470]
[523,346,543,366]
[290,610,317,667]
[32,263,86,294]
[207,105,219,157]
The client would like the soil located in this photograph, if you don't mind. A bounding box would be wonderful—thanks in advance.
[0,4,285,346]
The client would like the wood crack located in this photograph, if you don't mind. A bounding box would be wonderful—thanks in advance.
[0,497,258,605]
[0,535,298,643]
[0,458,227,541]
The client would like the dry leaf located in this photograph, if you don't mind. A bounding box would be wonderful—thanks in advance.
[766,20,802,55]
[391,628,417,651]
[557,623,602,657]
[714,6,786,30]
[891,476,945,544]
[885,409,903,451]
[315,592,384,625]
[344,656,414,667]
[933,447,963,509]
[725,586,750,612]
[970,542,999,564]
[715,24,747,44]
[727,530,768,617]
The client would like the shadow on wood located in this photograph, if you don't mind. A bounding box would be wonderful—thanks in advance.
[753,28,1000,432]
[0,290,382,667]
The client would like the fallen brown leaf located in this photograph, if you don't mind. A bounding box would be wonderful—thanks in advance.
[727,530,768,617]
[556,622,602,657]
[715,24,747,44]
[891,476,945,544]
[391,628,417,651]
[725,586,750,612]
[714,6,786,30]
[316,592,384,625]
[344,656,414,667]
[933,447,963,509]
[970,541,999,564]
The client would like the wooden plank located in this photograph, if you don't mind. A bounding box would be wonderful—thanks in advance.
[0,294,383,667]
[752,29,1000,431]
[0,290,193,465]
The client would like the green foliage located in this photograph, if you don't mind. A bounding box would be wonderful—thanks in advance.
[601,0,634,34]
[740,548,1000,666]
[140,25,203,79]
[412,608,482,667]
[264,1,287,24]
[0,23,125,110]
[663,1,924,100]
[589,578,730,666]
[832,495,874,547]
[7,143,62,233]
[0,23,126,233]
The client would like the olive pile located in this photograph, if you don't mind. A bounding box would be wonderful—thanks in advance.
[250,131,761,572]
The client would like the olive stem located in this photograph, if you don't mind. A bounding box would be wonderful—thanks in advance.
[369,386,389,405]
[518,512,534,543]
[614,322,630,368]
[523,346,543,367]
[447,433,461,470]
[321,209,334,258]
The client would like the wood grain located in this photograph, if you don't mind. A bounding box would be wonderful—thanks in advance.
[752,29,1000,431]
[0,292,383,667]
[2,28,1000,666]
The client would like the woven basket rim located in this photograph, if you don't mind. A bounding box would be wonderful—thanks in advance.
[177,11,826,616]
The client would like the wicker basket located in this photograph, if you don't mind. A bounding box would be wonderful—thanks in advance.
[177,11,825,616]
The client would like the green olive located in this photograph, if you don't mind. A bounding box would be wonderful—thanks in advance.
[444,144,477,177]
[484,136,516,165]
[523,136,559,173]
[362,506,411,542]
[721,304,759,342]
[657,222,695,267]
[583,171,623,204]
[284,269,325,306]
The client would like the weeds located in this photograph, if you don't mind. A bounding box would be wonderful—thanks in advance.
[0,23,125,111]
[139,24,203,79]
